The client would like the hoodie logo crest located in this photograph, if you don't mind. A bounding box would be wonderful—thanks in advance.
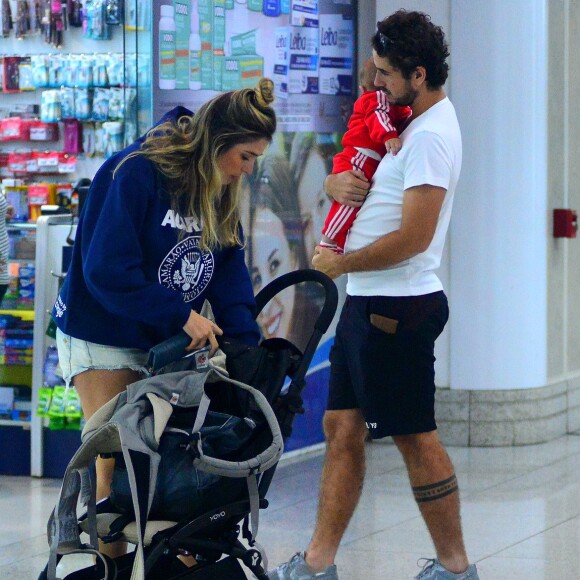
[159,236,214,302]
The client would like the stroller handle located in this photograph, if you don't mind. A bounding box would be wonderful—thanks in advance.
[148,269,338,372]
[254,269,338,337]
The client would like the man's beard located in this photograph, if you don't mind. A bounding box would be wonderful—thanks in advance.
[382,84,418,107]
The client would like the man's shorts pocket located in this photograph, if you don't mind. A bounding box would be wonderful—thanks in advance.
[369,313,399,335]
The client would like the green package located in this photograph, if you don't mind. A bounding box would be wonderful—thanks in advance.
[64,387,83,419]
[36,387,53,418]
[48,386,67,418]
[48,416,66,430]
[65,418,82,430]
[45,315,57,339]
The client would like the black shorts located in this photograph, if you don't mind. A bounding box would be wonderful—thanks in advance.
[327,292,449,439]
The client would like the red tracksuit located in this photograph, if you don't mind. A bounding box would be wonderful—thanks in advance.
[322,91,412,252]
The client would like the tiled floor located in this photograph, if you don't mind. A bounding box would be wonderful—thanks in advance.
[1,433,580,579]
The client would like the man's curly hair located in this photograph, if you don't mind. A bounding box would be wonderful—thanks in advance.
[372,10,449,89]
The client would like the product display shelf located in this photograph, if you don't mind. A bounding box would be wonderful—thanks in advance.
[0,419,29,428]
[30,215,78,477]
[1,2,149,477]
[0,309,34,320]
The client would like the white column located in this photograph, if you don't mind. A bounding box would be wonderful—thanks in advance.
[449,0,548,390]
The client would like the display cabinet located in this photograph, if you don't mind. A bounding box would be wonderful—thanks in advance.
[0,0,152,476]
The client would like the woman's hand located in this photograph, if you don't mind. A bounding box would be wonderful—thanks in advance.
[324,170,370,208]
[183,310,223,356]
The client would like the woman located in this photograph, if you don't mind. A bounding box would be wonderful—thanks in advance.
[290,132,339,264]
[247,153,315,352]
[53,79,277,554]
[290,131,346,345]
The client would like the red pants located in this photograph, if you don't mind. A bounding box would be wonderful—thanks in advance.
[322,148,380,251]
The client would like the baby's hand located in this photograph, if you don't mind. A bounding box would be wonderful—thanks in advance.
[385,137,402,155]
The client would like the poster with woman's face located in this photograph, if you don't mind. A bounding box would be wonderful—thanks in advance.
[242,131,341,351]
[151,0,356,451]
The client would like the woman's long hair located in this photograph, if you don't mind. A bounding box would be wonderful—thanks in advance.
[120,78,276,250]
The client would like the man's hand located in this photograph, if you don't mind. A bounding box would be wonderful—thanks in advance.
[324,170,370,208]
[312,246,346,279]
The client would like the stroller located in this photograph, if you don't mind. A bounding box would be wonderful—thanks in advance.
[40,269,338,580]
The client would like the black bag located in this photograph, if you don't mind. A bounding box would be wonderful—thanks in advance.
[218,336,302,406]
[109,406,257,522]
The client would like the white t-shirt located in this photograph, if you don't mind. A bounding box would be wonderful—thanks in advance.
[345,97,462,297]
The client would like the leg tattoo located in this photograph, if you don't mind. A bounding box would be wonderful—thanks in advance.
[413,474,458,503]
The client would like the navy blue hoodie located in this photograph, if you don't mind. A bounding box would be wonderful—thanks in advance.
[53,107,260,350]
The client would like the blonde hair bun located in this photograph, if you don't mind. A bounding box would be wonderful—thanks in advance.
[255,78,275,107]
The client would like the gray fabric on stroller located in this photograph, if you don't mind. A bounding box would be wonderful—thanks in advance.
[45,363,283,580]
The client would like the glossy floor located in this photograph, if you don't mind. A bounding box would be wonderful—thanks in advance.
[1,433,579,579]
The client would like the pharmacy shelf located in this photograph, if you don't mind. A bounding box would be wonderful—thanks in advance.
[0,363,32,385]
[0,419,30,429]
[0,309,35,321]
[7,223,37,230]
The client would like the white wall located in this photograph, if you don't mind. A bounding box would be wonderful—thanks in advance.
[449,1,549,390]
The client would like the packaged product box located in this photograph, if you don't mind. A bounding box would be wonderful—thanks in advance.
[198,0,213,89]
[274,25,319,95]
[212,0,226,50]
[230,29,259,56]
[318,13,354,96]
[213,51,224,91]
[273,26,290,99]
[288,25,319,94]
[222,55,264,91]
[212,0,226,90]
[291,0,319,28]
[174,0,192,89]
[17,265,35,278]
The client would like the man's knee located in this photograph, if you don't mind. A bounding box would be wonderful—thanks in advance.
[323,409,367,450]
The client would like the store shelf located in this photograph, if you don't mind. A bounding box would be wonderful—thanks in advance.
[0,364,33,385]
[7,223,37,230]
[0,309,35,321]
[0,419,30,429]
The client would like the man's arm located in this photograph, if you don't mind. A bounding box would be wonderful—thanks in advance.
[312,184,446,278]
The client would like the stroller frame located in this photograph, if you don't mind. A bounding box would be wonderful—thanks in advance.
[42,269,338,580]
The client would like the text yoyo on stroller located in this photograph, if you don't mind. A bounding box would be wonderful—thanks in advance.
[40,269,338,580]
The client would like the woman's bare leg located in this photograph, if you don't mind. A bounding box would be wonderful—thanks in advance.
[74,368,144,559]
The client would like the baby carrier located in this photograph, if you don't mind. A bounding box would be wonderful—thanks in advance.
[40,269,338,580]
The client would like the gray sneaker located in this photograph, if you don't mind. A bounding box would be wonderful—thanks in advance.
[415,558,479,579]
[267,552,338,579]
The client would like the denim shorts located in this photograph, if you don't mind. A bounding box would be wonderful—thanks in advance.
[56,328,150,387]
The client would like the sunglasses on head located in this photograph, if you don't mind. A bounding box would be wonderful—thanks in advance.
[376,22,395,52]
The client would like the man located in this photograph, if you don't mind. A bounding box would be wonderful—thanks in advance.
[268,10,479,580]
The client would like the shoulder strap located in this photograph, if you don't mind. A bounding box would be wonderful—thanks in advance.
[190,366,283,478]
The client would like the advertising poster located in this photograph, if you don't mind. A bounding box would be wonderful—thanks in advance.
[153,0,356,451]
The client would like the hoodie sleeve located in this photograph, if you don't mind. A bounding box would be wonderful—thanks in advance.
[206,240,260,346]
[81,155,191,330]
